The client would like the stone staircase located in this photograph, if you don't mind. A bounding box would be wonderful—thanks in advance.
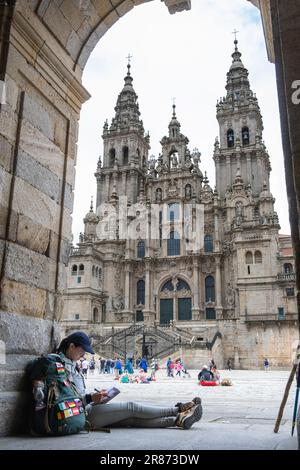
[89,324,222,367]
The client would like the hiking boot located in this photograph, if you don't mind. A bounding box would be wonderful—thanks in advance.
[175,396,201,413]
[175,403,203,430]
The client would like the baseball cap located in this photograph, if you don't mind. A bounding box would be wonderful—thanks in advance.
[67,331,94,354]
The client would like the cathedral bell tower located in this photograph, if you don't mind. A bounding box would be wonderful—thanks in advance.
[95,60,150,208]
[214,38,272,200]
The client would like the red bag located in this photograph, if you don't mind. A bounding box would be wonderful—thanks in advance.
[199,380,219,386]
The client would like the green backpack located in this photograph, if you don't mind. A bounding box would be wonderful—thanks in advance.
[27,353,86,436]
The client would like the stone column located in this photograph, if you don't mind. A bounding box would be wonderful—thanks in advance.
[226,155,231,188]
[192,258,200,320]
[123,263,133,322]
[215,257,223,319]
[143,260,155,324]
[214,209,220,253]
[246,153,252,187]
[106,174,110,201]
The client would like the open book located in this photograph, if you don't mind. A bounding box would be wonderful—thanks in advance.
[100,386,120,404]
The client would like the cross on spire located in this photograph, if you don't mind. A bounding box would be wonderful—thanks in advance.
[172,97,176,116]
[126,53,133,75]
[232,29,239,41]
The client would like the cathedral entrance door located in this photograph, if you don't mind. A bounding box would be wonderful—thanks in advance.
[160,299,173,325]
[178,298,192,321]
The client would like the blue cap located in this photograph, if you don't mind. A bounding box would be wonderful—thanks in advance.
[67,331,94,354]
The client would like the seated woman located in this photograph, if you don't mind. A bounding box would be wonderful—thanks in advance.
[30,331,203,432]
[198,365,218,386]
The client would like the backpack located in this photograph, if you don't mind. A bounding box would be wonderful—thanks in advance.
[26,353,86,436]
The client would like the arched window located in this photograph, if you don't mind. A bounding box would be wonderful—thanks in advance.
[177,279,190,291]
[242,126,250,146]
[98,268,102,279]
[79,264,84,274]
[93,307,100,323]
[95,267,98,277]
[109,148,116,167]
[71,265,77,276]
[122,146,129,165]
[284,263,293,274]
[227,129,234,148]
[92,266,95,276]
[204,234,213,253]
[245,251,253,264]
[137,280,145,305]
[167,230,180,256]
[168,203,180,221]
[254,251,262,264]
[205,276,215,302]
[161,280,174,292]
[137,240,145,258]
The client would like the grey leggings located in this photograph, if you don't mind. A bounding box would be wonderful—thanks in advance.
[87,401,178,429]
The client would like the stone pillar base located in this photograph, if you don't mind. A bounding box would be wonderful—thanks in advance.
[192,308,200,320]
[143,310,156,325]
[120,310,134,323]
[215,307,223,320]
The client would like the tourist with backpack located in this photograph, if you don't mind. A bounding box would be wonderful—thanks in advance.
[27,331,203,435]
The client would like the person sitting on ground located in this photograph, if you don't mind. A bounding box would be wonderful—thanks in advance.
[211,366,221,383]
[198,365,214,382]
[32,332,202,431]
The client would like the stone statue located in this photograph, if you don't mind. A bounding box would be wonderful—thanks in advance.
[235,201,243,224]
[171,153,178,168]
[226,285,235,306]
[155,188,162,202]
[185,184,192,199]
[112,293,124,311]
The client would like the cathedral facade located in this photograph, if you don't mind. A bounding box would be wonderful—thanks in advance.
[62,41,298,369]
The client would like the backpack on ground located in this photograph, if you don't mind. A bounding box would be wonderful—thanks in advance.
[26,353,86,436]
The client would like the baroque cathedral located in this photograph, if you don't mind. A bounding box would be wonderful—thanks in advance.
[61,41,298,369]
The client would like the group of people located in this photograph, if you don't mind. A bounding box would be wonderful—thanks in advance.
[166,357,190,378]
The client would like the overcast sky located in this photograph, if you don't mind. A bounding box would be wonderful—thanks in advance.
[73,0,290,243]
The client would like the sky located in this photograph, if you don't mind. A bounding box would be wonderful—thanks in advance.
[73,0,290,243]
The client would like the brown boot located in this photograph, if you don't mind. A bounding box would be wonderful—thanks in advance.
[175,396,201,413]
[175,403,203,429]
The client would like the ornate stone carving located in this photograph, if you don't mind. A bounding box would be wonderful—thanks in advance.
[226,284,236,307]
[112,292,124,311]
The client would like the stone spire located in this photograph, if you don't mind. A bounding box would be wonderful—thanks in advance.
[109,61,145,136]
[83,196,98,240]
[168,101,181,139]
[160,102,189,168]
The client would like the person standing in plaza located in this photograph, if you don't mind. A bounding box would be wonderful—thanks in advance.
[263,358,269,371]
[115,357,123,378]
[81,356,88,378]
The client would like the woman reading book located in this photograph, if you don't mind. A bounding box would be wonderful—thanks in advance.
[56,331,202,430]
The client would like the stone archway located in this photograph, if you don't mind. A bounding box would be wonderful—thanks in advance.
[0,0,299,436]
[158,277,192,325]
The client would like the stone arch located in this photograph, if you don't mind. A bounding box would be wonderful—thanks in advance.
[93,307,100,323]
[158,275,192,324]
[1,0,300,437]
